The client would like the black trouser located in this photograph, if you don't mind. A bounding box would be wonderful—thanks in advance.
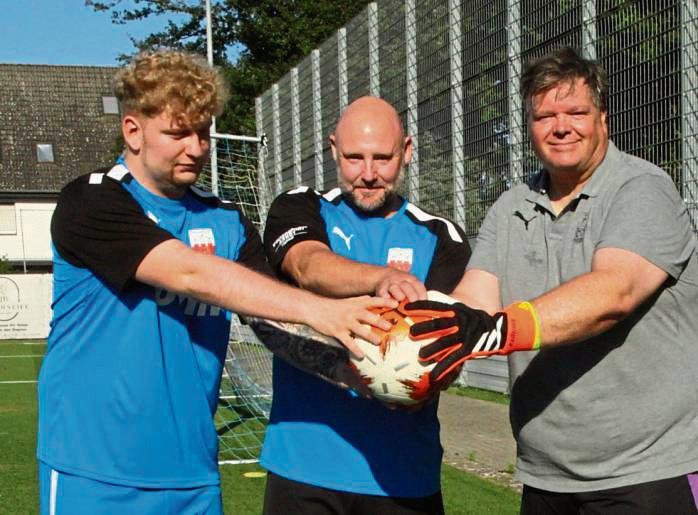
[521,474,698,515]
[263,471,445,515]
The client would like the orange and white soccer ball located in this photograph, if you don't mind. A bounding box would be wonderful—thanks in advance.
[349,290,459,407]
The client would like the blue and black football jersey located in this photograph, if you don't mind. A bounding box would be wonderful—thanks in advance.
[37,164,268,488]
[261,186,469,497]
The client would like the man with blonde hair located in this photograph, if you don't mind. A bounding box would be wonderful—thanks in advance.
[37,50,393,515]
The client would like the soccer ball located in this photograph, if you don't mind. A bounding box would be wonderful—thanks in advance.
[349,290,459,407]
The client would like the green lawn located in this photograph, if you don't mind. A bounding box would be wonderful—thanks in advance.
[447,385,510,406]
[0,341,520,514]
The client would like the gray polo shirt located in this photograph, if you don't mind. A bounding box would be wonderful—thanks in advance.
[469,141,698,492]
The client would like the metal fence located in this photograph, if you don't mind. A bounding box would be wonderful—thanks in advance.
[256,0,698,238]
[254,0,698,392]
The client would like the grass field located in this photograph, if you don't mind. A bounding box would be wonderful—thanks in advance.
[447,385,510,406]
[0,340,520,514]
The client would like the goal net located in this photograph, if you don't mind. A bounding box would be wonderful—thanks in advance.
[198,133,274,464]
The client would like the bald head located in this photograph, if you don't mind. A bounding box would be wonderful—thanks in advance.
[334,96,404,146]
[330,96,412,214]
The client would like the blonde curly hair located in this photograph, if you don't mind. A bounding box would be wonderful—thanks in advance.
[114,49,229,127]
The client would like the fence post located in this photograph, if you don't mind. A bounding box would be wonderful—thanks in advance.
[272,83,282,196]
[449,0,465,228]
[338,28,348,112]
[369,2,380,96]
[582,0,597,60]
[507,0,523,185]
[312,49,324,191]
[448,0,467,390]
[682,0,698,230]
[406,0,419,203]
[254,96,269,219]
[291,67,302,187]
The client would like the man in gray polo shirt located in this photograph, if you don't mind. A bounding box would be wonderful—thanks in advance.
[405,47,698,513]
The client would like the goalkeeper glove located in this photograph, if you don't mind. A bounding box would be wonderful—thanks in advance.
[404,300,541,382]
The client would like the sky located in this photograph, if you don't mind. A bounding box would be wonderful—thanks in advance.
[0,1,209,67]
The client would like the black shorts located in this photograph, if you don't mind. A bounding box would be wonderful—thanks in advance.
[263,471,445,515]
[520,474,698,515]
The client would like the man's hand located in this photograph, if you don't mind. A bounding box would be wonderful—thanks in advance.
[375,269,428,302]
[403,300,541,382]
[304,295,398,358]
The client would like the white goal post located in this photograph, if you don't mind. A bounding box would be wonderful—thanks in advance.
[198,132,273,465]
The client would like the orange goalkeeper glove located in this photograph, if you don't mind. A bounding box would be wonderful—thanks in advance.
[404,300,541,382]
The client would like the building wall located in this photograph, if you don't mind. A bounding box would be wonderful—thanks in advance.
[0,201,55,265]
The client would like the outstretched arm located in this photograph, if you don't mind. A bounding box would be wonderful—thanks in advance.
[529,247,667,345]
[50,175,395,356]
[409,247,668,381]
[136,239,395,355]
[283,240,427,302]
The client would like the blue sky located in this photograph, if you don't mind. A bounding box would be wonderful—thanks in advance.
[0,1,215,67]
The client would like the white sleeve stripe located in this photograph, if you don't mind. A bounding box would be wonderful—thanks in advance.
[287,186,310,195]
[106,164,130,181]
[88,173,104,184]
[322,188,342,202]
[50,468,59,515]
[405,204,463,243]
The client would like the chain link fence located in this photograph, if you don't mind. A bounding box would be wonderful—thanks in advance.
[254,0,698,392]
[256,0,698,238]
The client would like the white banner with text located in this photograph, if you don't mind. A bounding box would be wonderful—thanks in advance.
[0,274,52,340]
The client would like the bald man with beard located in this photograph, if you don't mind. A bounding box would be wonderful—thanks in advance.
[260,96,471,515]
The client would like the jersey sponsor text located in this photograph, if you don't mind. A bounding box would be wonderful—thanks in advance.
[155,288,223,317]
[272,225,308,251]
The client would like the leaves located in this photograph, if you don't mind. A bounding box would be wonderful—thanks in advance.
[86,0,371,133]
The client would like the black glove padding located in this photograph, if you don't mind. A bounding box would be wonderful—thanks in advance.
[404,300,499,382]
[247,317,373,399]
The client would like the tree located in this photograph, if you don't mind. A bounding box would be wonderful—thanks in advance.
[86,0,371,134]
[0,256,13,274]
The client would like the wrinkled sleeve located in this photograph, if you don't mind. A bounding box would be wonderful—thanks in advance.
[596,174,694,279]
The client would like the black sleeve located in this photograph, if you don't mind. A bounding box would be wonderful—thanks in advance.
[424,219,471,294]
[263,188,330,274]
[237,211,273,277]
[51,173,175,292]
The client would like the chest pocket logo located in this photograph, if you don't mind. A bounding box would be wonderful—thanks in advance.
[574,214,589,242]
[332,226,355,251]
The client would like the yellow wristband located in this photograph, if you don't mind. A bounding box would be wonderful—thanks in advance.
[502,301,541,351]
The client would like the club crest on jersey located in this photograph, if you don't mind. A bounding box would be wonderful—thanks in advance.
[387,248,413,272]
[188,228,216,255]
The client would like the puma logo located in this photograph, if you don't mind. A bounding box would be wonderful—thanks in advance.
[332,226,355,250]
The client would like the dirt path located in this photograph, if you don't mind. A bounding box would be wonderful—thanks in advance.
[438,393,522,492]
